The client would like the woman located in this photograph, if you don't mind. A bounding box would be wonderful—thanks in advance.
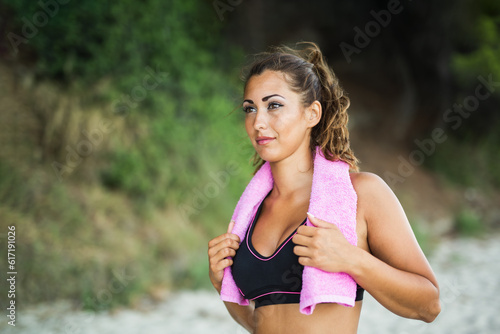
[208,42,440,333]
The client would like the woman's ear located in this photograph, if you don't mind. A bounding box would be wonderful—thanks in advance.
[306,100,322,128]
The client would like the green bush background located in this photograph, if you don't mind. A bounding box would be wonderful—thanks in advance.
[1,0,256,309]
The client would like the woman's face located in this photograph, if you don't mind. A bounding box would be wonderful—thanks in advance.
[243,70,318,163]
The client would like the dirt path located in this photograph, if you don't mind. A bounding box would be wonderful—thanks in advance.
[2,235,499,334]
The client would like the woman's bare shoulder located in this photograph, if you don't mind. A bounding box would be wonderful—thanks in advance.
[349,171,399,217]
[349,171,390,196]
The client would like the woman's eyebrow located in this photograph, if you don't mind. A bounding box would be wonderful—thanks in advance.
[243,94,285,104]
[262,94,285,101]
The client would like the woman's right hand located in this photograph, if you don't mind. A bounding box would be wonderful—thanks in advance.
[208,220,240,293]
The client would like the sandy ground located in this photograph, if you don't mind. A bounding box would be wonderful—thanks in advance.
[2,235,499,334]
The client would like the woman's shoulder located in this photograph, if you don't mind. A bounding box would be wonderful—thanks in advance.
[349,171,388,192]
[349,171,402,221]
[349,171,395,203]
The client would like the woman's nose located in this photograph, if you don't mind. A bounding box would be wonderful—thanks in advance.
[253,109,267,131]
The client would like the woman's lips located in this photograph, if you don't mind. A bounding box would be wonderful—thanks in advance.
[256,136,275,145]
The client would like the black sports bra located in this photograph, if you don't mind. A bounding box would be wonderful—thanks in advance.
[232,193,364,308]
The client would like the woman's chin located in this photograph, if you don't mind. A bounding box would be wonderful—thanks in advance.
[254,147,276,162]
[256,153,281,164]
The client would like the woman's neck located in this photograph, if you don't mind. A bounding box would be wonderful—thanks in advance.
[269,147,314,200]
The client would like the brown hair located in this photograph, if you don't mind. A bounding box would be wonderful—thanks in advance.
[243,42,359,172]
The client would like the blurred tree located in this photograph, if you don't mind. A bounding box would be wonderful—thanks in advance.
[1,0,248,202]
[451,0,500,133]
[3,0,225,82]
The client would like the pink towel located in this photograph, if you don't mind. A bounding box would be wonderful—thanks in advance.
[220,146,358,315]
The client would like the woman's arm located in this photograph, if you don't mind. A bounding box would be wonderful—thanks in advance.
[208,221,256,332]
[349,172,440,322]
[293,172,441,322]
[223,301,255,332]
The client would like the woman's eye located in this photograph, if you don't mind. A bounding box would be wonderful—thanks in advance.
[268,102,283,110]
[242,106,256,113]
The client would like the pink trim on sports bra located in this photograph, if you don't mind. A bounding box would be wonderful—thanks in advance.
[245,201,305,261]
[250,290,301,301]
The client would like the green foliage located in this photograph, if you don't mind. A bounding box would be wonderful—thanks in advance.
[428,0,500,190]
[0,162,84,306]
[1,0,255,310]
[455,209,484,236]
[5,0,252,208]
[427,131,500,189]
[172,251,212,290]
[0,159,212,310]
[6,0,224,84]
[450,0,500,128]
[453,13,500,91]
[411,222,432,256]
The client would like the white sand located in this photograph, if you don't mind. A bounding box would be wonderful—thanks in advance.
[2,235,499,334]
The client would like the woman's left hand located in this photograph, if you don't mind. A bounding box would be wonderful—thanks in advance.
[292,212,358,274]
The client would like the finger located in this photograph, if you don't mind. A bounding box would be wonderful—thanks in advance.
[210,247,236,270]
[307,212,328,227]
[227,220,235,234]
[295,225,317,237]
[208,232,239,249]
[297,256,313,267]
[215,247,237,261]
[220,237,240,252]
[216,258,233,271]
[292,233,311,246]
[211,257,233,273]
[293,245,311,257]
[307,212,337,229]
[208,237,240,258]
